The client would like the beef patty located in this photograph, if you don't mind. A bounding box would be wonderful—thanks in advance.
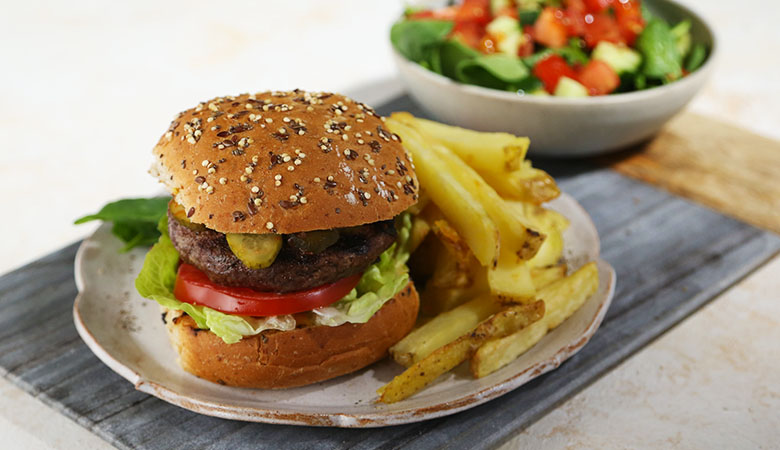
[168,210,397,293]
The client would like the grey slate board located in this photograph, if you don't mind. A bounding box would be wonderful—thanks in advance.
[1,95,779,449]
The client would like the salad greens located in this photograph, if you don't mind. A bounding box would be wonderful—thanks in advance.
[75,197,169,252]
[391,0,709,96]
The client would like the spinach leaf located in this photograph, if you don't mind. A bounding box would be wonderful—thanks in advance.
[390,20,454,64]
[557,38,589,65]
[75,197,170,252]
[635,18,683,81]
[437,39,481,80]
[518,9,540,26]
[457,54,530,90]
[685,43,707,72]
[522,48,554,67]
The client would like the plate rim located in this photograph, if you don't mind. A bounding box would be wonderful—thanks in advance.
[72,192,616,427]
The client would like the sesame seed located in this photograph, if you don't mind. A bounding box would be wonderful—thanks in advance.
[217,144,225,150]
[283,117,290,122]
[313,177,321,183]
[219,177,227,185]
[207,167,216,174]
[206,186,214,194]
[307,106,314,112]
[240,175,247,182]
[287,165,295,171]
[211,126,218,131]
[341,134,348,141]
[300,196,308,204]
[252,155,259,163]
[208,103,219,112]
[187,137,197,144]
[327,175,334,181]
[266,222,274,230]
[364,192,371,199]
[245,103,254,109]
[275,180,281,186]
[294,159,302,165]
[253,198,262,206]
[251,186,260,193]
[265,118,273,123]
[396,181,403,188]
[283,155,291,162]
[245,167,253,174]
[192,169,198,175]
[289,194,297,201]
[357,139,365,144]
[274,174,282,180]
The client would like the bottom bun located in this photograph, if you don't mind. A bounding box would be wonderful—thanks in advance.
[163,281,419,389]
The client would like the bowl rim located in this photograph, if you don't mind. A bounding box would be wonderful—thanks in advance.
[392,0,718,106]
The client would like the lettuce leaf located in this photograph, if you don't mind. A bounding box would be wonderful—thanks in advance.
[135,213,412,344]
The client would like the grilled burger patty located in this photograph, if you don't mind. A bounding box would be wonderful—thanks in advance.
[168,210,397,293]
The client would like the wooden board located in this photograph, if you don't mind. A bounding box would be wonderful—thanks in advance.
[606,112,780,234]
[1,168,778,450]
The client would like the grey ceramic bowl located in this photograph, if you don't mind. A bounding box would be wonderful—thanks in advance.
[392,0,717,156]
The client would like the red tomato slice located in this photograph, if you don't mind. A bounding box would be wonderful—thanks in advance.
[577,60,620,95]
[455,0,492,26]
[533,54,578,94]
[534,7,569,49]
[584,0,614,13]
[614,0,645,46]
[583,12,625,47]
[174,263,361,316]
[564,0,588,37]
[453,20,486,49]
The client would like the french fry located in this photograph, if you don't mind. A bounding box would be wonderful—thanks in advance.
[390,112,529,172]
[390,294,499,367]
[470,263,599,378]
[408,215,431,254]
[387,119,499,266]
[530,264,567,290]
[527,228,564,268]
[420,266,489,315]
[429,219,478,289]
[379,301,545,403]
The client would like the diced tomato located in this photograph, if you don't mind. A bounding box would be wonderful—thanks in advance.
[583,0,614,13]
[453,20,487,49]
[518,27,535,57]
[533,54,578,94]
[614,0,645,46]
[583,12,624,47]
[173,263,362,316]
[534,7,569,49]
[455,0,492,26]
[481,35,497,54]
[577,60,620,95]
[409,6,459,21]
[495,6,519,19]
[564,0,588,36]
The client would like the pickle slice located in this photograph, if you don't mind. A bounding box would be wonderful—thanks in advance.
[168,200,206,231]
[287,230,340,254]
[226,233,283,269]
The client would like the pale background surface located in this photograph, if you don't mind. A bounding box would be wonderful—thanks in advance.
[1,0,778,448]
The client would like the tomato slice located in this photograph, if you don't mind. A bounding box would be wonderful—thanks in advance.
[533,54,578,94]
[408,6,458,21]
[577,59,620,95]
[583,12,625,48]
[455,0,491,26]
[173,263,361,316]
[564,0,588,37]
[583,0,614,14]
[614,0,645,46]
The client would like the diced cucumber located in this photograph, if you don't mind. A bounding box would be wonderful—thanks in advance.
[554,77,588,97]
[592,41,642,75]
[486,15,525,56]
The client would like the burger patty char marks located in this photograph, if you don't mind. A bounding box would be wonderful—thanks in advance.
[168,210,396,293]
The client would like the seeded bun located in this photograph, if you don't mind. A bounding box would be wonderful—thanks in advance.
[151,90,419,234]
[163,282,419,389]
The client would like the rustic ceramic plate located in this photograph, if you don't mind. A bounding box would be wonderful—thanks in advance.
[73,192,615,427]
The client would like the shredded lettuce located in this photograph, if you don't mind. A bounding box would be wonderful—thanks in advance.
[135,213,412,344]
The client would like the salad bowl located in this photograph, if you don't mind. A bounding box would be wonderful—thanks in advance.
[392,0,716,156]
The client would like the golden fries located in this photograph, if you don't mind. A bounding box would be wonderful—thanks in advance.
[390,120,499,266]
[379,113,597,403]
[390,294,499,367]
[378,301,545,403]
[390,112,528,172]
[470,263,599,378]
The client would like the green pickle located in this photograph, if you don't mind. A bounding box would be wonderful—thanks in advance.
[287,230,340,254]
[226,233,283,269]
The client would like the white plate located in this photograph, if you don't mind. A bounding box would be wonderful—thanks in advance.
[73,192,615,427]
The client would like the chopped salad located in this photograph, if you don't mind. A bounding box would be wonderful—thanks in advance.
[391,0,708,97]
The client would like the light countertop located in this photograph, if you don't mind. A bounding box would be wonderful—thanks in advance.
[1,0,778,448]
